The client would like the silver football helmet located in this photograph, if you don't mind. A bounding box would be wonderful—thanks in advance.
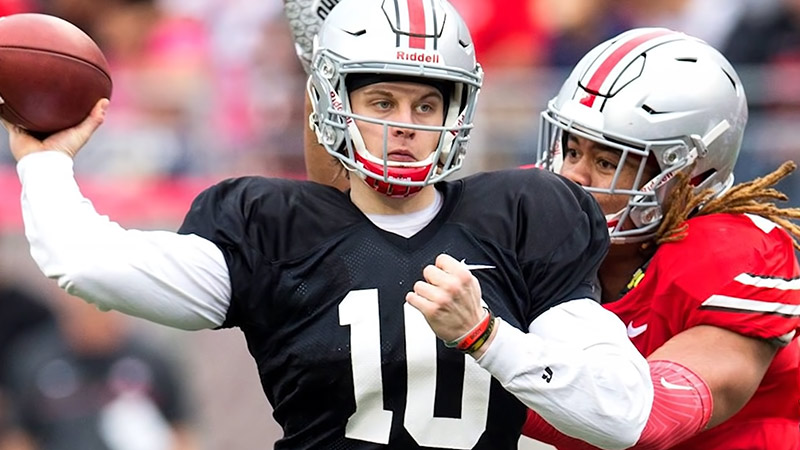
[308,0,483,197]
[537,28,748,243]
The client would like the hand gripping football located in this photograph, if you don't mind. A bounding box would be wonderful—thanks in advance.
[0,13,112,136]
[283,0,342,73]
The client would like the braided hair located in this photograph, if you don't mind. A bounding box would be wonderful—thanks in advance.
[654,161,800,250]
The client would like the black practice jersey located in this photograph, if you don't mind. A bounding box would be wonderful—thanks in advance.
[178,168,608,449]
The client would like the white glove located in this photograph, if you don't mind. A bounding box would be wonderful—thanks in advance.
[283,0,342,74]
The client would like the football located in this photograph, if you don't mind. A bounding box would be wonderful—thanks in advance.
[0,13,112,136]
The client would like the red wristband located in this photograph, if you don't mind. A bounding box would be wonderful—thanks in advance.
[444,307,495,353]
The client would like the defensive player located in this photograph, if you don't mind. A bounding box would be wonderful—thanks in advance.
[5,1,654,449]
[525,28,800,449]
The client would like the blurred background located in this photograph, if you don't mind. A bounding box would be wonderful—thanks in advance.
[0,0,798,448]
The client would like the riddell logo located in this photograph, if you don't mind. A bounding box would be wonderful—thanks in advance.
[329,91,343,111]
[397,51,440,64]
[329,91,353,124]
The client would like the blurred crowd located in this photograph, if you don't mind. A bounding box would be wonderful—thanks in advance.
[0,0,799,448]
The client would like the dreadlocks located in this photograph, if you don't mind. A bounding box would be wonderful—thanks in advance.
[655,161,800,250]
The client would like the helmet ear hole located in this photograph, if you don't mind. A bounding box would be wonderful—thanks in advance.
[690,168,716,187]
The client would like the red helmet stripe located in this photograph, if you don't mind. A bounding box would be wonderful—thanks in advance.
[580,29,675,107]
[407,0,426,49]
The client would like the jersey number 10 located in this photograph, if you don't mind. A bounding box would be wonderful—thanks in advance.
[340,289,492,449]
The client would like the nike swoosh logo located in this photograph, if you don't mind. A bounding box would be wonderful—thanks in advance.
[660,377,693,391]
[626,321,648,338]
[459,259,496,271]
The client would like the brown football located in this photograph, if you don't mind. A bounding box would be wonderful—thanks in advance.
[0,13,112,136]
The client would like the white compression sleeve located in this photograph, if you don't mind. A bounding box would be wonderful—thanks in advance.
[18,151,231,330]
[477,299,653,450]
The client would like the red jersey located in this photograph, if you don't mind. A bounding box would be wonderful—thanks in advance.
[605,213,800,449]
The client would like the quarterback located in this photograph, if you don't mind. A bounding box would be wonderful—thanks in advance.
[6,1,655,449]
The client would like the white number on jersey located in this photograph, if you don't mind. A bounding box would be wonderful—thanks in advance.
[340,289,491,448]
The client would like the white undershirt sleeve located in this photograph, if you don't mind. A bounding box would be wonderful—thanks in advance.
[17,151,231,330]
[477,299,653,450]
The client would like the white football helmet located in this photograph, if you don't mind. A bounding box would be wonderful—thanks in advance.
[537,28,748,243]
[308,0,483,197]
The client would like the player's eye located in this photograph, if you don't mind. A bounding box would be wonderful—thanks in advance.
[417,103,434,113]
[564,148,580,161]
[374,100,393,110]
[597,158,618,172]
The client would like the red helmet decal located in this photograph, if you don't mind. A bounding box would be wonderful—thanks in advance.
[580,29,676,108]
[407,0,427,49]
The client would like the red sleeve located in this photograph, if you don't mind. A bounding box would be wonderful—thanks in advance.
[522,361,712,450]
[653,214,800,343]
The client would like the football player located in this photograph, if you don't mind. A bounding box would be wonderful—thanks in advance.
[4,1,656,448]
[525,28,800,449]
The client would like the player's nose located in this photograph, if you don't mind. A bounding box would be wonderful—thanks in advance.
[390,107,417,139]
[561,160,592,187]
